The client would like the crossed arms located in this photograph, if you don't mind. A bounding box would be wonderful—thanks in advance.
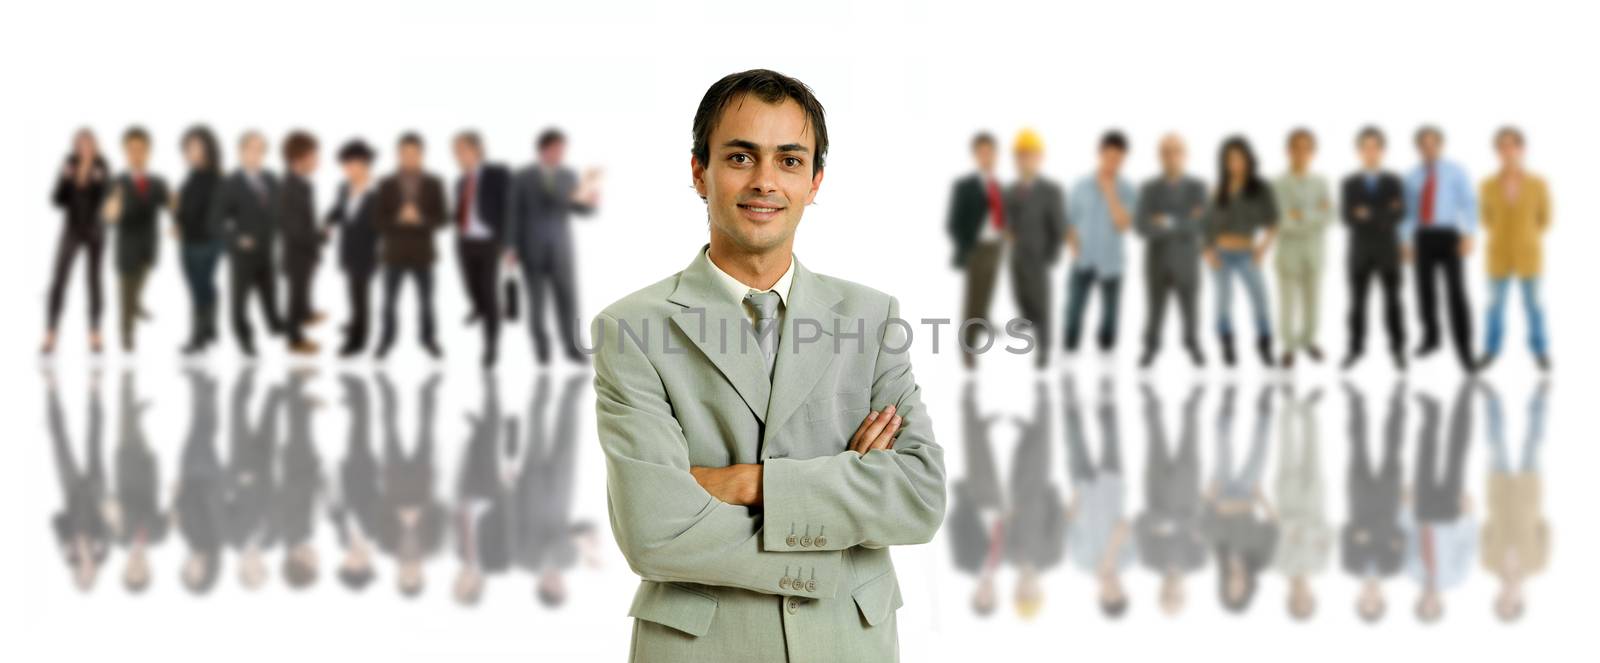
[592,297,946,600]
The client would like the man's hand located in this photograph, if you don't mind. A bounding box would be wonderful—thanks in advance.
[1289,208,1304,222]
[400,202,421,225]
[238,236,255,251]
[1458,235,1474,257]
[690,464,763,506]
[1203,248,1220,270]
[1354,205,1370,222]
[1401,243,1413,264]
[848,405,901,455]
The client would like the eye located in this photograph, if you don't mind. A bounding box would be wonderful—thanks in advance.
[782,156,803,169]
[728,153,752,165]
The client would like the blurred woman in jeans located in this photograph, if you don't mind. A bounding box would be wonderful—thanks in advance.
[176,125,225,354]
[42,129,112,355]
[1202,136,1279,367]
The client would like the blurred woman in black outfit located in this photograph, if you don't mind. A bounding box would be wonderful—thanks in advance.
[176,126,225,354]
[43,129,112,355]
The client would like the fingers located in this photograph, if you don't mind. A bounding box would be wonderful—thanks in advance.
[867,413,902,453]
[847,410,880,454]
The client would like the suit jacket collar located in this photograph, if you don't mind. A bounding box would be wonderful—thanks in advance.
[667,244,844,438]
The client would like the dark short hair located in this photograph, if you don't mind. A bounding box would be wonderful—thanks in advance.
[1287,127,1316,149]
[1356,125,1386,148]
[182,125,222,173]
[283,130,318,164]
[971,132,996,151]
[338,565,375,592]
[123,126,151,145]
[1099,130,1129,153]
[537,128,566,151]
[455,130,484,153]
[1101,596,1130,619]
[1494,125,1525,147]
[692,69,828,175]
[337,139,376,164]
[398,132,424,150]
[1415,125,1444,146]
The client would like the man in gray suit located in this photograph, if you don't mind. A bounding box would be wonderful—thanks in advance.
[1135,133,1209,368]
[1004,129,1068,369]
[507,128,602,365]
[593,69,946,662]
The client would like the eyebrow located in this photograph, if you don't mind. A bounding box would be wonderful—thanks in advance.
[720,138,811,154]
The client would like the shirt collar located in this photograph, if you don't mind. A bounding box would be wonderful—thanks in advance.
[703,247,794,310]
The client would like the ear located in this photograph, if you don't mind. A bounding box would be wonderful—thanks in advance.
[805,167,825,206]
[691,155,708,201]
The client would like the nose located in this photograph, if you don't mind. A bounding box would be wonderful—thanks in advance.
[750,159,778,195]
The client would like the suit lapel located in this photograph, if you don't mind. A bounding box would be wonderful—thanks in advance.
[667,248,772,423]
[763,259,843,438]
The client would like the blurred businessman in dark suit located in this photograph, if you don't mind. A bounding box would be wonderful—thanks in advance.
[508,128,601,365]
[452,131,514,368]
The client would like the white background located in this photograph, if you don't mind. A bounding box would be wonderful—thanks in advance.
[2,0,1595,660]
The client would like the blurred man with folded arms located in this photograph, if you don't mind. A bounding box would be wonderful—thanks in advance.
[945,132,1005,369]
[1340,127,1408,370]
[451,131,514,368]
[1272,128,1334,368]
[1135,134,1207,368]
[373,132,448,360]
[592,69,944,662]
[1401,126,1477,372]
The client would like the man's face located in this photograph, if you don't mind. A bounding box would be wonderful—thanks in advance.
[454,140,481,171]
[692,95,822,256]
[539,140,566,167]
[1495,135,1524,168]
[1358,137,1384,169]
[399,144,424,172]
[240,137,266,170]
[1417,132,1443,161]
[1289,136,1315,169]
[124,138,150,169]
[1097,146,1125,175]
[1015,149,1042,178]
[1158,137,1185,175]
[973,141,996,173]
[341,159,371,185]
[294,151,319,177]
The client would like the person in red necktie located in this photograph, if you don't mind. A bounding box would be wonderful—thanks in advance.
[105,126,170,353]
[451,130,514,368]
[1403,125,1479,373]
[946,132,1005,369]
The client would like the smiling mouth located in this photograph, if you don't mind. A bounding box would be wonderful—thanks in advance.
[738,203,785,214]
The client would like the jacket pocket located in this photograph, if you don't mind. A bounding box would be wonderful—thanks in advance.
[628,581,719,637]
[806,387,872,423]
[850,570,904,627]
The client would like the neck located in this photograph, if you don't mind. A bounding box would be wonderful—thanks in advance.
[707,234,792,291]
[1162,169,1182,182]
[1290,163,1309,175]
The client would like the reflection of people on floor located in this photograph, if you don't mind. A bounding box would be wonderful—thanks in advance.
[1063,375,1133,619]
[46,369,109,592]
[113,370,166,594]
[1341,382,1407,624]
[453,371,511,606]
[1480,380,1550,623]
[174,368,225,594]
[516,373,599,608]
[1403,382,1477,624]
[1273,386,1330,621]
[274,369,324,589]
[1203,385,1277,614]
[225,368,283,590]
[1135,384,1206,617]
[948,378,1005,616]
[1005,380,1065,619]
[328,374,381,592]
[377,372,447,597]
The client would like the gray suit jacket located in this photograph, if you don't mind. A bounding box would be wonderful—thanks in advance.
[592,247,946,663]
[1004,177,1068,269]
[1135,175,1208,283]
[507,165,594,255]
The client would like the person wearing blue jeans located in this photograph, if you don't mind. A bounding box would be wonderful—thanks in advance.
[1063,131,1135,355]
[1479,379,1549,623]
[1202,136,1278,367]
[1477,126,1552,372]
[175,126,225,355]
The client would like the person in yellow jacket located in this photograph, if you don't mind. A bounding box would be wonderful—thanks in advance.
[1477,127,1552,372]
